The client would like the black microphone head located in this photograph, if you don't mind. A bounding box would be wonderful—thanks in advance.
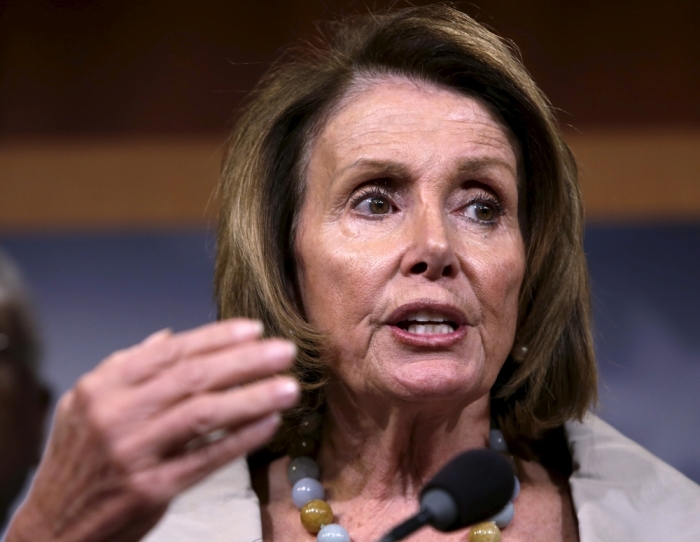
[420,449,515,531]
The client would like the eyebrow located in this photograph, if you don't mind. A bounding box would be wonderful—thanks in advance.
[455,156,518,177]
[332,158,411,182]
[333,156,517,183]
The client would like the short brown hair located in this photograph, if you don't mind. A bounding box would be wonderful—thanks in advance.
[215,4,596,446]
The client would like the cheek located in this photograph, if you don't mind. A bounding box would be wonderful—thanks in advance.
[469,236,525,346]
[295,226,394,334]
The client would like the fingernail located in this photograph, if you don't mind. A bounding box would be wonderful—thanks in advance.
[275,378,300,403]
[265,340,297,359]
[262,412,282,429]
[143,328,172,344]
[232,320,264,336]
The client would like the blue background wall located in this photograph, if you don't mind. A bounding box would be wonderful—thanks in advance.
[2,223,699,483]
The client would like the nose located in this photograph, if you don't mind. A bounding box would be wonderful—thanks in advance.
[400,206,459,280]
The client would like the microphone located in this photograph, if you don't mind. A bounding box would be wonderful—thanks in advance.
[377,449,515,542]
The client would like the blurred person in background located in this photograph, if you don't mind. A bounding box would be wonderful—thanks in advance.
[0,250,50,530]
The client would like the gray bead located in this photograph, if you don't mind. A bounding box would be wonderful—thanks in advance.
[292,477,325,509]
[489,501,514,528]
[288,456,321,484]
[511,476,520,500]
[317,524,351,541]
[489,429,508,452]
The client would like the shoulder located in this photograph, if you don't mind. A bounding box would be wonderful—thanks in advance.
[141,456,263,542]
[565,414,700,541]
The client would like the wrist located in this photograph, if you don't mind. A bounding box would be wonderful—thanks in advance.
[4,501,52,542]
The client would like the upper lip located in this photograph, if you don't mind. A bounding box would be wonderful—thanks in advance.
[385,300,469,328]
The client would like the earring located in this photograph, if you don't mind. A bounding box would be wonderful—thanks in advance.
[511,343,528,362]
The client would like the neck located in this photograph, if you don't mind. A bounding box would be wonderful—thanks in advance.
[317,382,491,501]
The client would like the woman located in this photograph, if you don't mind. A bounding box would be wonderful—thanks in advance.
[5,5,700,542]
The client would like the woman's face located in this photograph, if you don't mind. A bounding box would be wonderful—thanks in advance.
[295,77,525,405]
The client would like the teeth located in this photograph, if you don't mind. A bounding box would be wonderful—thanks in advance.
[407,323,454,335]
[410,310,446,323]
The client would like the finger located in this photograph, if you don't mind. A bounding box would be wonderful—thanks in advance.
[124,376,299,459]
[129,413,281,503]
[135,339,296,411]
[108,319,264,385]
[142,328,173,345]
[166,319,265,358]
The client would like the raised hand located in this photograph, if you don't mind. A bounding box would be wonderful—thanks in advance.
[5,319,299,542]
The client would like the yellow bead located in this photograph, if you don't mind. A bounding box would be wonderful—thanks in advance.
[469,521,502,542]
[300,499,334,534]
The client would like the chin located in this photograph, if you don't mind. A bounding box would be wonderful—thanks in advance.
[381,359,487,403]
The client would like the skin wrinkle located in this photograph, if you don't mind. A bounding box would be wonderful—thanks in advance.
[259,76,575,541]
[304,72,520,195]
[296,77,523,481]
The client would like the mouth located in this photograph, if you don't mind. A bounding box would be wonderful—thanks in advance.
[395,311,458,335]
[386,302,468,346]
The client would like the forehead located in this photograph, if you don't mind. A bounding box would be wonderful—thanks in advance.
[306,75,518,180]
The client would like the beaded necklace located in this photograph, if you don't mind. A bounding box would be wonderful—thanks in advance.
[286,414,520,542]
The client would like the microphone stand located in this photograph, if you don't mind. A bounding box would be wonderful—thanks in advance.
[377,508,433,542]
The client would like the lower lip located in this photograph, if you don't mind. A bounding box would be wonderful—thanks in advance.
[389,324,468,347]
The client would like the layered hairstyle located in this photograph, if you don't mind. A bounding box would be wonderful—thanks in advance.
[215,4,596,447]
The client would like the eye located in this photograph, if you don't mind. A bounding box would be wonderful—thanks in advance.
[463,200,500,224]
[367,196,391,214]
[352,188,394,216]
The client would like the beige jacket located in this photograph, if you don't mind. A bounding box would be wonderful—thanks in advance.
[143,415,700,542]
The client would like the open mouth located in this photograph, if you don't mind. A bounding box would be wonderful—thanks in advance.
[395,310,459,335]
